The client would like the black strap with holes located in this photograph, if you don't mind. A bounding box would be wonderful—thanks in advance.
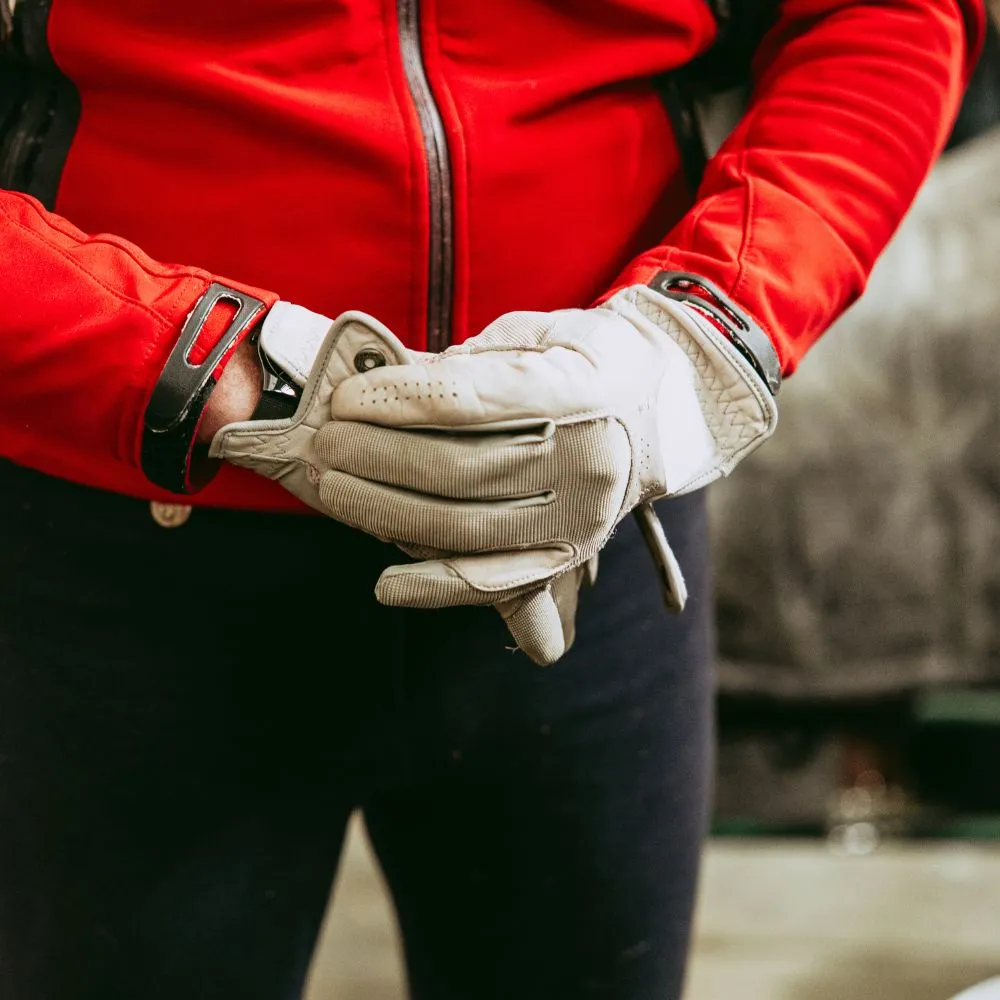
[141,283,265,494]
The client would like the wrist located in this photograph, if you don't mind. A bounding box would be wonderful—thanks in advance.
[195,340,263,443]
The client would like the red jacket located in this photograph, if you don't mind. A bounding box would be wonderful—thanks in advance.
[0,0,984,511]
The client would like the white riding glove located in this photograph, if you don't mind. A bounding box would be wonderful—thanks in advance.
[314,279,779,663]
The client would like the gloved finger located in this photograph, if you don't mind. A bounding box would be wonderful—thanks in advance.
[374,546,576,609]
[495,584,568,666]
[315,420,554,500]
[375,550,583,667]
[375,548,588,667]
[318,470,552,553]
[495,561,593,665]
[329,345,603,430]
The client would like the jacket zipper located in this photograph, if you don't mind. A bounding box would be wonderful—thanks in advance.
[396,0,454,352]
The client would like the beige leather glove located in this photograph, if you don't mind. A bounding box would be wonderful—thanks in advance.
[209,302,597,660]
[315,284,778,662]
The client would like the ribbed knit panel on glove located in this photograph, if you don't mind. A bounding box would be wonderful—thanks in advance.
[316,286,778,664]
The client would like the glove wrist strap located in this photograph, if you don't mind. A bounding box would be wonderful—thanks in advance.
[141,282,266,494]
[649,270,782,395]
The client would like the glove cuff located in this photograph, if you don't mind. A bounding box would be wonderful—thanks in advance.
[648,270,781,395]
[244,301,335,423]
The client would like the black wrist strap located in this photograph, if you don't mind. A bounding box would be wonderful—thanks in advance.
[649,270,782,395]
[141,282,266,494]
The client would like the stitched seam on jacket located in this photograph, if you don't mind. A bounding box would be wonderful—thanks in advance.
[0,200,179,331]
[4,192,215,282]
[725,119,755,306]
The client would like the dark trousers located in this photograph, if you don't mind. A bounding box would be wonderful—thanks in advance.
[0,463,714,1000]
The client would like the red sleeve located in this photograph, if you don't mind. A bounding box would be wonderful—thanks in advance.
[606,0,986,374]
[0,190,277,491]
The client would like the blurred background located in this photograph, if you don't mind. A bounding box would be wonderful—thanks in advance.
[305,6,1000,997]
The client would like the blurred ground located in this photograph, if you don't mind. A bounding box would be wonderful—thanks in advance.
[305,817,1000,1000]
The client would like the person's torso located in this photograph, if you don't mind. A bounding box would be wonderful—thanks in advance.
[6,0,717,351]
[2,0,720,510]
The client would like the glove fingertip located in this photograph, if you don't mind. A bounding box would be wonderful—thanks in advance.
[373,566,408,608]
[500,587,567,667]
[374,564,439,609]
[374,562,494,610]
